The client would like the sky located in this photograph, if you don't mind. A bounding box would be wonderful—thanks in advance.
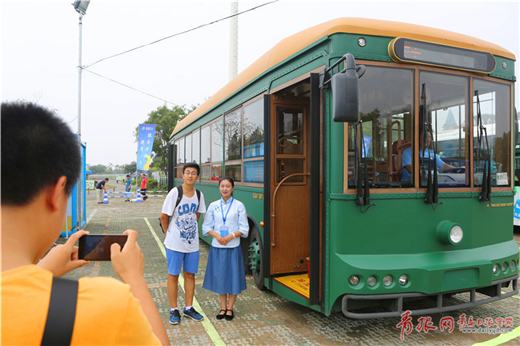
[2,0,519,167]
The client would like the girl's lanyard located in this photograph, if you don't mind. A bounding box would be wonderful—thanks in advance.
[219,198,233,237]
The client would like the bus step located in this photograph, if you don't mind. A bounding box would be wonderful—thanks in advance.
[274,274,310,299]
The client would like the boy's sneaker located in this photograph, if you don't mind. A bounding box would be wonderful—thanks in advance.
[183,307,204,321]
[169,309,181,325]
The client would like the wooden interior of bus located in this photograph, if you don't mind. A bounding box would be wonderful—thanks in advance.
[268,79,315,299]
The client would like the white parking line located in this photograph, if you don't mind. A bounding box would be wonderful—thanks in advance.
[144,217,226,346]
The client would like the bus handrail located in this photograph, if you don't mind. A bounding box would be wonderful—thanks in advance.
[271,172,310,247]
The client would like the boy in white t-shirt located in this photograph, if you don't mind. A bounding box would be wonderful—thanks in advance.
[160,163,206,325]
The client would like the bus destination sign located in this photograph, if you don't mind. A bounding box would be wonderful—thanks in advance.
[389,38,496,73]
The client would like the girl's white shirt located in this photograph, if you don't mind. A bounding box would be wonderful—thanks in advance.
[202,197,249,248]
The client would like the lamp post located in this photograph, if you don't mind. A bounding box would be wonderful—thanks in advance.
[72,0,90,234]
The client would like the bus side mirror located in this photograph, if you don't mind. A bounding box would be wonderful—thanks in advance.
[332,53,364,123]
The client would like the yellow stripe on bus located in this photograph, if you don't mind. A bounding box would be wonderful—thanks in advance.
[144,217,226,346]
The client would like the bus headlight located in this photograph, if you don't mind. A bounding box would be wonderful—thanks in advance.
[437,221,463,245]
[349,275,360,286]
[511,260,516,271]
[502,262,508,273]
[399,275,408,286]
[367,276,377,287]
[383,275,393,287]
[493,264,500,274]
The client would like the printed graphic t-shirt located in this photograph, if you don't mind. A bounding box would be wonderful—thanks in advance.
[162,187,206,253]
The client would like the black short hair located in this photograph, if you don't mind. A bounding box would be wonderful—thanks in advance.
[183,162,200,175]
[1,102,81,206]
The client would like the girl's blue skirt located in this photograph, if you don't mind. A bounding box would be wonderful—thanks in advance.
[203,245,247,295]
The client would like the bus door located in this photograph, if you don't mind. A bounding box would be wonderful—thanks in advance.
[269,98,310,275]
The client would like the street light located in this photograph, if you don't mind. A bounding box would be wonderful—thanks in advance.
[72,0,90,234]
[72,1,90,15]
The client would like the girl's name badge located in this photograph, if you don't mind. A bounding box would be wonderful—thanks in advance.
[220,226,229,237]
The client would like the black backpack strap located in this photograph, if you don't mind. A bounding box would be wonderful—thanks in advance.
[41,277,78,346]
[195,189,201,208]
[174,185,183,212]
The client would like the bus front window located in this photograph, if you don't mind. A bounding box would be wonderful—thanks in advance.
[473,80,512,187]
[419,72,470,187]
[349,66,414,188]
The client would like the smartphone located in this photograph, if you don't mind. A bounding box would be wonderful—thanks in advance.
[78,234,128,261]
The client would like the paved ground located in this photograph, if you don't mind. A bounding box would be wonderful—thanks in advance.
[60,183,520,345]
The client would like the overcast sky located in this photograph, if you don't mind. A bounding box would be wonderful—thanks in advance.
[2,1,519,166]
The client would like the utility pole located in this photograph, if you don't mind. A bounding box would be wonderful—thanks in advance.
[228,2,238,81]
[72,0,90,234]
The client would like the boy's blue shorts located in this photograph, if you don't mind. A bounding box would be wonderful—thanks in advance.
[166,248,199,275]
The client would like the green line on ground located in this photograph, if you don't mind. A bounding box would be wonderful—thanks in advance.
[144,217,226,346]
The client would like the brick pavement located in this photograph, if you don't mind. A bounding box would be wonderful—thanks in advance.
[58,195,520,346]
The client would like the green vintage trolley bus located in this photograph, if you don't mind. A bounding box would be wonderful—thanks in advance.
[168,18,518,318]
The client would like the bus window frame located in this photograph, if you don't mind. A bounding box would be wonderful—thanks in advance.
[241,94,267,188]
[207,116,224,183]
[174,137,185,179]
[224,106,243,183]
[342,61,514,194]
[471,76,515,190]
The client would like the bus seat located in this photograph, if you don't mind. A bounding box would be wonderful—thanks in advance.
[390,140,411,181]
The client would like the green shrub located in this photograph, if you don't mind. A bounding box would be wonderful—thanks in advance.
[148,178,158,190]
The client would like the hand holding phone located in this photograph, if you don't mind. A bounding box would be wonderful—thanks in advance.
[78,234,128,261]
[38,230,90,276]
[110,230,145,282]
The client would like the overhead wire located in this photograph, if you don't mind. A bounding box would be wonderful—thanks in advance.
[81,0,279,106]
[84,0,279,69]
[83,68,178,106]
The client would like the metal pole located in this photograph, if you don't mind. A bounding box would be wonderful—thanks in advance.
[76,13,83,231]
[228,2,238,81]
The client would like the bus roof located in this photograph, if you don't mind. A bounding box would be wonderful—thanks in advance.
[172,17,515,136]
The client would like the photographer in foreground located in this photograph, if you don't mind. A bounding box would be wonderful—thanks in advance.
[1,102,169,346]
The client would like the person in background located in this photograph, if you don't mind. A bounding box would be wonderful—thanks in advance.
[141,173,148,201]
[1,101,169,345]
[96,178,109,204]
[202,176,248,321]
[125,174,132,202]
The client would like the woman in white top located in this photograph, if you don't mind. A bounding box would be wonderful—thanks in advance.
[202,177,248,321]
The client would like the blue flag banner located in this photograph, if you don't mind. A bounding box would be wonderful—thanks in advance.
[137,124,156,171]
[362,135,371,158]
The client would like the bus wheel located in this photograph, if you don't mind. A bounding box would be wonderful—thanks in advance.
[249,227,266,290]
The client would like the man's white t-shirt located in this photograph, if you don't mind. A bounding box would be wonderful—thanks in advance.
[162,187,206,253]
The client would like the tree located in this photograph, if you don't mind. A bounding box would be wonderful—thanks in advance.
[135,104,196,171]
[87,164,108,174]
[124,161,137,174]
